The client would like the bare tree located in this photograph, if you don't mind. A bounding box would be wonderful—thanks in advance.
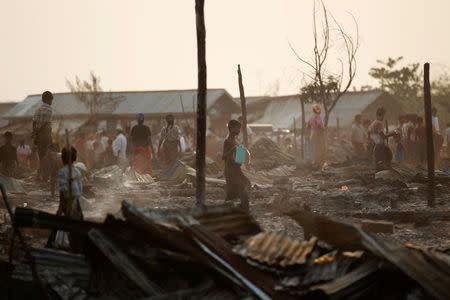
[66,72,124,121]
[290,0,359,127]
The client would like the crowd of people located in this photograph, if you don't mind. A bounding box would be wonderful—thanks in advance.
[1,92,449,216]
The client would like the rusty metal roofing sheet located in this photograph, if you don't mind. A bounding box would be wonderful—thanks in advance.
[233,232,317,267]
[287,209,450,300]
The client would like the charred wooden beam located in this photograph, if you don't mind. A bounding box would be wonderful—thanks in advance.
[195,0,207,207]
[423,63,435,207]
[88,229,163,296]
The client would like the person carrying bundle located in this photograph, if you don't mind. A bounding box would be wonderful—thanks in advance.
[222,119,250,210]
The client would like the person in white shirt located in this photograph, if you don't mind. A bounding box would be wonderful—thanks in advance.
[432,107,440,132]
[17,139,32,169]
[446,123,450,158]
[112,126,127,170]
[351,115,365,157]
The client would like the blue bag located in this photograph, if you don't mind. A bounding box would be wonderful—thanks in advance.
[234,146,247,164]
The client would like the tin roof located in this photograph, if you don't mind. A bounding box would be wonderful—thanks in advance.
[248,91,398,128]
[4,89,237,119]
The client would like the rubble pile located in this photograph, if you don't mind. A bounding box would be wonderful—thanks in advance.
[249,137,295,170]
[5,202,450,299]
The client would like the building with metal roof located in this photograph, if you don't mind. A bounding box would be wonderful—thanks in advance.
[0,102,17,128]
[245,91,405,129]
[4,89,239,135]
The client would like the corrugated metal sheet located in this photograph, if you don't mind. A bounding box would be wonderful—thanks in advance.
[4,89,237,119]
[251,91,385,128]
[287,209,450,300]
[233,232,317,267]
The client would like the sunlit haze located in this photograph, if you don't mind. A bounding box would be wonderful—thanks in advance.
[1,0,450,101]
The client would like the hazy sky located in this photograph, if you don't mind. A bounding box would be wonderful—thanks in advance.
[1,0,450,102]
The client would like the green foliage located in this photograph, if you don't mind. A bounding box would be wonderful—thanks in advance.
[369,57,422,101]
[369,57,450,131]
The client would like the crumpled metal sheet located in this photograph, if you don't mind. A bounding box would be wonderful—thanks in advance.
[286,209,450,300]
[233,232,317,267]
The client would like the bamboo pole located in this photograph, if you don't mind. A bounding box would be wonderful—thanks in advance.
[423,63,435,207]
[300,96,305,159]
[336,117,340,140]
[195,0,207,207]
[293,117,297,154]
[237,64,249,149]
[65,129,73,217]
[179,94,185,113]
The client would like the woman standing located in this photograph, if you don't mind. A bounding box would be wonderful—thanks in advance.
[131,113,154,175]
[158,115,182,168]
[308,104,326,166]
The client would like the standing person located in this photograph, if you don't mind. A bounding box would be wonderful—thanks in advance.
[100,131,109,151]
[112,126,127,170]
[158,115,181,168]
[415,117,427,166]
[446,122,450,158]
[0,132,17,177]
[222,120,250,210]
[17,139,32,170]
[32,91,53,175]
[393,133,405,165]
[130,113,154,175]
[351,115,365,158]
[432,107,443,168]
[369,108,395,171]
[308,104,326,166]
[56,147,83,252]
[363,119,373,159]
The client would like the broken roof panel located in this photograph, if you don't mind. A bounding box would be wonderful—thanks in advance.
[233,232,317,267]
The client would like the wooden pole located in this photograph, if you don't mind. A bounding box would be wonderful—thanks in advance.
[65,129,73,217]
[336,117,340,140]
[300,96,305,159]
[195,0,207,207]
[237,64,249,149]
[179,95,185,113]
[293,117,297,154]
[423,63,435,207]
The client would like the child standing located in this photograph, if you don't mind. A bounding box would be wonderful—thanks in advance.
[394,133,405,165]
[57,147,84,252]
[222,120,251,210]
[0,132,17,177]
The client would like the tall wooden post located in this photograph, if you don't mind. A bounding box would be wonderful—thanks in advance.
[65,129,73,216]
[293,117,297,154]
[423,63,435,207]
[336,117,340,140]
[237,64,249,149]
[179,95,185,113]
[195,0,207,207]
[299,95,305,159]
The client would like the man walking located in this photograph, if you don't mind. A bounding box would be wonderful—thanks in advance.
[32,91,53,176]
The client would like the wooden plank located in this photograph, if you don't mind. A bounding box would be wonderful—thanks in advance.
[88,229,162,296]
